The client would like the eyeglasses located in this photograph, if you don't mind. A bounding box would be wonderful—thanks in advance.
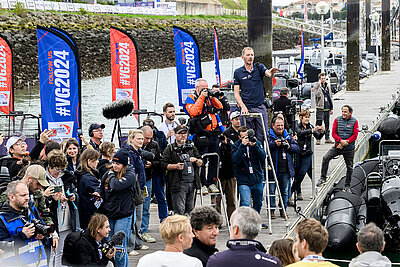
[53,167,64,173]
[93,129,104,133]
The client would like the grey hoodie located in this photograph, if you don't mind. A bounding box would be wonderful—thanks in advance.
[349,251,391,267]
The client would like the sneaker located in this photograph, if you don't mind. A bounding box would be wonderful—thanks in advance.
[142,233,156,243]
[325,138,334,144]
[316,178,326,187]
[270,211,276,219]
[138,245,149,250]
[297,193,303,201]
[287,197,295,207]
[208,184,220,193]
[261,223,269,229]
[201,185,209,195]
[316,140,321,145]
[129,250,139,256]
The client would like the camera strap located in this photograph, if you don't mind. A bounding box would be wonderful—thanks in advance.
[246,147,253,174]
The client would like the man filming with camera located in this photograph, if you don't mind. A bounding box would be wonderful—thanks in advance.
[231,126,266,214]
[184,78,223,194]
[161,125,203,215]
[267,116,299,218]
[0,180,58,266]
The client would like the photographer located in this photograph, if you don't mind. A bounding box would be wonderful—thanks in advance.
[231,126,266,214]
[267,116,299,218]
[211,84,230,127]
[72,213,116,266]
[273,88,293,129]
[184,78,223,194]
[291,110,324,201]
[0,181,58,266]
[161,125,203,215]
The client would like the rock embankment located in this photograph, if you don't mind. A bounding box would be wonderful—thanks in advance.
[0,11,316,89]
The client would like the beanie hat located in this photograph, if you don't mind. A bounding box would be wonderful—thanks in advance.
[112,149,129,166]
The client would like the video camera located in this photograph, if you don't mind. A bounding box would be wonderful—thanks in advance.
[101,230,126,254]
[22,218,54,238]
[285,99,304,116]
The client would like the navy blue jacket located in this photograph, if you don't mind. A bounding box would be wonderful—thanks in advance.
[267,128,299,178]
[231,140,266,186]
[207,239,281,267]
[77,169,101,229]
[97,165,136,220]
[123,145,146,190]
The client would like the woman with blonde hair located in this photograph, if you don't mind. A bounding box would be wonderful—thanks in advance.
[76,148,101,229]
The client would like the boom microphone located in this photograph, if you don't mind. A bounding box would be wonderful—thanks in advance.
[103,99,134,120]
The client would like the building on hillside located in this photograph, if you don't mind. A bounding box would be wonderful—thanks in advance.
[165,0,223,15]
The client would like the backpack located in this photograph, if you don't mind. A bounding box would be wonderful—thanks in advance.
[62,230,84,265]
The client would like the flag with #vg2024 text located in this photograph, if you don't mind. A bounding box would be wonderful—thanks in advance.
[0,35,13,116]
[110,27,139,120]
[37,26,81,141]
[173,26,202,107]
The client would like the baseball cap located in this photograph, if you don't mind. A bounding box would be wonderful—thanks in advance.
[5,135,26,152]
[89,123,105,132]
[174,125,188,134]
[229,111,241,120]
[25,165,49,187]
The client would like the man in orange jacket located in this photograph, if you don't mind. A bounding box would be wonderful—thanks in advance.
[184,78,223,194]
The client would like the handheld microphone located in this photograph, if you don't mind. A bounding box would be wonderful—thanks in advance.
[103,99,134,120]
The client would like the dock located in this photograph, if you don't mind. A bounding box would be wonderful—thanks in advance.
[128,60,400,266]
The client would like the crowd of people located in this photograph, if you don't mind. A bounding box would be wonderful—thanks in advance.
[0,46,369,267]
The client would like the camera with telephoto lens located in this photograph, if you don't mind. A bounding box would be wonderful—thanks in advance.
[247,129,257,143]
[174,143,194,154]
[207,89,224,98]
[23,218,53,238]
[101,231,126,254]
[278,137,290,149]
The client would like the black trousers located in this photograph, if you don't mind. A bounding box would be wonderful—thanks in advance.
[316,110,331,139]
[321,147,355,186]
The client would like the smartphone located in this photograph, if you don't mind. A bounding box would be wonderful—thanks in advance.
[77,128,82,137]
[49,129,57,137]
[53,185,62,193]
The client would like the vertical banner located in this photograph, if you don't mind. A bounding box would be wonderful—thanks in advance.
[213,27,221,87]
[110,27,139,120]
[0,35,13,115]
[37,26,81,141]
[297,27,304,82]
[173,26,202,106]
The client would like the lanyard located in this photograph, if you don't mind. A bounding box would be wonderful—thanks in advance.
[246,146,252,168]
[302,255,326,262]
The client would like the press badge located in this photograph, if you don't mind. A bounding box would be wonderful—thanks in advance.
[28,242,35,253]
[188,166,192,174]
[249,166,254,174]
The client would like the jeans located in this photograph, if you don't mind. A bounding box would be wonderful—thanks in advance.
[128,204,143,252]
[240,105,268,142]
[109,215,132,267]
[238,183,264,213]
[196,135,219,187]
[140,179,152,234]
[268,172,290,211]
[292,155,312,194]
[152,172,168,221]
[316,110,331,139]
[321,147,355,186]
[49,229,71,267]
[171,182,195,215]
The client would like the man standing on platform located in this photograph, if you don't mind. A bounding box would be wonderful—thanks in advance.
[317,105,359,192]
[234,47,279,142]
[314,73,334,145]
[158,103,179,145]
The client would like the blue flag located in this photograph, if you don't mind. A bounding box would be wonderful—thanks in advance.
[173,26,202,106]
[297,27,304,81]
[37,26,81,141]
[213,27,221,87]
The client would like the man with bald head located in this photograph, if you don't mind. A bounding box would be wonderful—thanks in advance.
[140,126,167,243]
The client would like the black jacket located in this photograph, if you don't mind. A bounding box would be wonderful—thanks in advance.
[143,140,162,181]
[184,237,218,267]
[77,169,101,230]
[97,159,111,180]
[295,121,324,156]
[97,165,136,220]
[273,96,293,127]
[161,142,202,192]
[219,126,239,181]
[218,96,231,126]
[73,229,112,267]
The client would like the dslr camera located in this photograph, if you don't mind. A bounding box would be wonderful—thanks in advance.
[207,89,224,98]
[174,143,194,154]
[23,218,54,238]
[141,150,155,161]
[247,129,257,143]
[278,137,290,149]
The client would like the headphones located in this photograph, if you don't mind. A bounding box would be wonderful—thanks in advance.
[89,128,94,137]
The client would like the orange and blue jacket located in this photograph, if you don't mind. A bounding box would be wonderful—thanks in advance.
[184,93,223,132]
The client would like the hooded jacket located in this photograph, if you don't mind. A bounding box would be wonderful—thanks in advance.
[267,128,299,178]
[349,251,392,267]
[123,145,146,190]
